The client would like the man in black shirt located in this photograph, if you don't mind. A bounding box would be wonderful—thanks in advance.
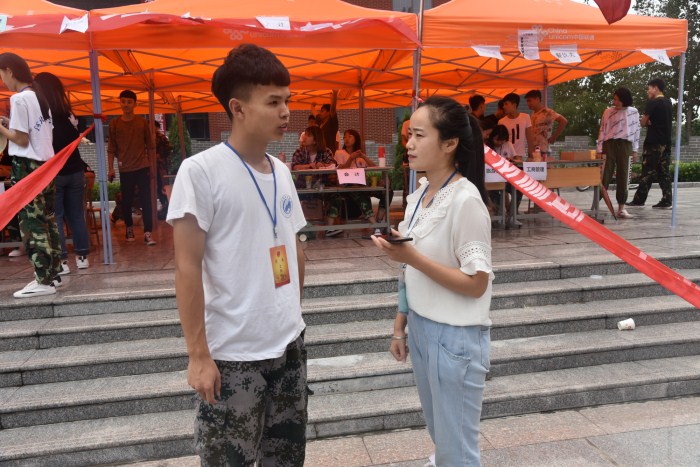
[628,78,674,209]
[318,90,339,153]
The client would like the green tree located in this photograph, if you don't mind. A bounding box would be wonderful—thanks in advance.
[167,115,191,175]
[555,0,698,140]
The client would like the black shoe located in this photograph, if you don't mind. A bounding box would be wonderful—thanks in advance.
[626,200,645,207]
[652,202,672,209]
[325,229,343,237]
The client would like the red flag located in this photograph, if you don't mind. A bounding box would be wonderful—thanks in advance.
[593,0,632,24]
[1,125,94,231]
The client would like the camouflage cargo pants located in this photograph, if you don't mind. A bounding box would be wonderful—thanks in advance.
[11,157,62,285]
[195,333,308,467]
[631,143,673,205]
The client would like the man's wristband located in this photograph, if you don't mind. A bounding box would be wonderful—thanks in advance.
[391,335,408,340]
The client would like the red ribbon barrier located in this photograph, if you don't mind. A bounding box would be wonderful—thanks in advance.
[484,146,700,309]
[1,125,95,231]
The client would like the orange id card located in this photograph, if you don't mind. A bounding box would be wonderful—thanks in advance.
[270,245,291,288]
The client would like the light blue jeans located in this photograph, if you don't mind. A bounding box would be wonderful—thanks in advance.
[408,309,490,467]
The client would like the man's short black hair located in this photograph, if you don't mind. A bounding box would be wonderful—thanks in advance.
[502,93,520,106]
[119,90,137,101]
[320,104,331,112]
[308,114,316,122]
[648,78,665,93]
[525,90,541,100]
[469,95,485,110]
[212,44,291,120]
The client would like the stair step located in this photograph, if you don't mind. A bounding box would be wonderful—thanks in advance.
[0,310,181,352]
[492,321,700,376]
[0,352,412,429]
[1,355,698,464]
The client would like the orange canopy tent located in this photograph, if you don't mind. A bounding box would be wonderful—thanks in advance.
[1,0,419,113]
[368,0,688,104]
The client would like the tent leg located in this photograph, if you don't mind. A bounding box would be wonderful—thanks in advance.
[148,87,157,231]
[671,52,686,228]
[409,0,425,195]
[88,50,114,265]
[359,87,365,151]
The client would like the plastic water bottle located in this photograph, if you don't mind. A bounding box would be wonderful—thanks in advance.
[533,146,542,162]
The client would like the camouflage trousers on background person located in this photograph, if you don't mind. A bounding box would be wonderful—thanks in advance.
[631,143,673,205]
[195,333,308,467]
[11,157,62,285]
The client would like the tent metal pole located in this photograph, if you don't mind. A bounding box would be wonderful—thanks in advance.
[359,87,366,152]
[88,50,114,264]
[409,0,426,195]
[148,85,158,231]
[671,52,686,228]
[177,97,186,158]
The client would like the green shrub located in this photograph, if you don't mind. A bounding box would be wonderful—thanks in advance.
[622,162,700,183]
[90,182,120,201]
[168,116,192,175]
[390,112,410,190]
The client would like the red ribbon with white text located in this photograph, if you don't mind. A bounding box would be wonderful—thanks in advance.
[484,146,700,309]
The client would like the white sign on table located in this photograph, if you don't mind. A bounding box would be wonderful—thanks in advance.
[523,162,547,181]
[337,168,367,185]
[485,167,505,183]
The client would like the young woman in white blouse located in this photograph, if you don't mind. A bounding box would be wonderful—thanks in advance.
[372,96,492,466]
[597,87,640,219]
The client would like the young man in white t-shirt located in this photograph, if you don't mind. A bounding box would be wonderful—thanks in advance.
[497,92,533,158]
[167,44,308,465]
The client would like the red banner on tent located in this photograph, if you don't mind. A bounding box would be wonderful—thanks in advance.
[484,147,700,309]
[1,125,94,231]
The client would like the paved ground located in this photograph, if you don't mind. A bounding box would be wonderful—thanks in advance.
[2,185,699,466]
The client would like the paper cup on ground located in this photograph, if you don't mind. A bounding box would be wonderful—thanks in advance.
[617,318,635,330]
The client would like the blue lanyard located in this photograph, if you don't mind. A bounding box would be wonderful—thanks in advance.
[18,86,32,93]
[406,169,457,235]
[225,141,278,239]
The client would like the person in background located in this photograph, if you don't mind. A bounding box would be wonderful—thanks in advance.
[154,121,172,221]
[34,72,90,273]
[488,124,517,160]
[479,115,499,141]
[597,87,640,219]
[525,89,568,158]
[334,129,379,232]
[168,44,308,466]
[469,95,486,120]
[291,126,340,237]
[317,90,339,152]
[108,89,157,245]
[494,98,506,120]
[372,96,492,467]
[0,52,62,298]
[628,78,674,209]
[1,147,25,257]
[299,114,317,147]
[498,92,532,158]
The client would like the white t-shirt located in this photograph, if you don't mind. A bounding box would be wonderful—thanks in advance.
[167,143,307,361]
[399,177,493,327]
[495,141,517,159]
[498,113,531,157]
[9,89,54,161]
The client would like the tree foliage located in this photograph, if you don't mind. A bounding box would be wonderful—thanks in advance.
[167,115,192,175]
[554,0,698,142]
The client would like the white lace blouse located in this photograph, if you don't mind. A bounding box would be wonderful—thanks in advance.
[398,177,493,326]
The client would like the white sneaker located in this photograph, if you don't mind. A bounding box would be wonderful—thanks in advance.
[52,276,63,288]
[8,247,24,257]
[423,453,436,467]
[144,232,157,246]
[13,280,56,298]
[76,256,89,269]
[59,260,71,275]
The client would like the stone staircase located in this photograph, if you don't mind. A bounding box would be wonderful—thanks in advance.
[0,255,699,465]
